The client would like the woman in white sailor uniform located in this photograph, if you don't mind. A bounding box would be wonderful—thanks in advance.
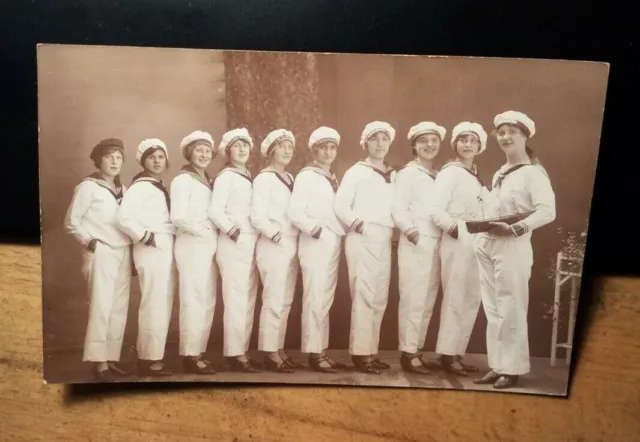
[170,130,218,375]
[431,122,489,376]
[473,111,556,389]
[251,129,302,373]
[288,126,348,373]
[64,138,132,381]
[334,121,397,374]
[392,122,445,375]
[209,128,261,373]
[117,138,176,377]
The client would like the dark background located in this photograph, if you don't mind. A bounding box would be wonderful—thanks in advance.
[0,0,635,378]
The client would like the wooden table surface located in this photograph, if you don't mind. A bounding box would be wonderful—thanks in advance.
[1,244,639,441]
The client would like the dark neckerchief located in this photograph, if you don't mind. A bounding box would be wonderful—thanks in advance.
[493,163,532,189]
[405,160,437,180]
[441,161,484,187]
[215,162,252,184]
[84,172,124,204]
[301,163,339,192]
[131,171,170,211]
[357,160,394,184]
[179,164,213,190]
[259,168,294,192]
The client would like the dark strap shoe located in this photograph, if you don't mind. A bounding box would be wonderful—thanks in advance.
[400,353,432,375]
[456,356,479,373]
[229,358,261,373]
[473,370,501,384]
[308,355,338,373]
[493,375,520,389]
[264,356,295,373]
[92,365,116,381]
[440,355,468,376]
[282,356,304,369]
[352,356,381,374]
[137,360,173,377]
[183,356,216,375]
[324,356,348,370]
[107,361,132,377]
[371,358,391,370]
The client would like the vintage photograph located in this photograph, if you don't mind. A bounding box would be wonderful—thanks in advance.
[38,44,608,396]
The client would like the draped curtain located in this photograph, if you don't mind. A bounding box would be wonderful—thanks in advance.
[224,51,322,175]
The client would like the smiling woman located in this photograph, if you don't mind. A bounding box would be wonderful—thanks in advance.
[334,121,397,374]
[474,110,557,390]
[117,138,177,377]
[170,130,218,376]
[252,129,301,372]
[392,121,445,375]
[430,122,489,376]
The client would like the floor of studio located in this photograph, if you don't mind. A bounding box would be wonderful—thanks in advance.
[45,347,570,396]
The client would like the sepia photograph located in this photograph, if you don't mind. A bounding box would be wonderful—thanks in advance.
[37,44,608,396]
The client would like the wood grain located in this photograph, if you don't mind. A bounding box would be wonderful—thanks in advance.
[1,244,639,441]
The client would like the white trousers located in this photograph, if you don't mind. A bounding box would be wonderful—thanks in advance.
[174,233,218,357]
[397,234,441,354]
[299,229,342,354]
[256,235,299,352]
[436,222,481,356]
[475,235,533,375]
[134,234,176,361]
[217,233,259,357]
[345,224,393,356]
[81,243,132,362]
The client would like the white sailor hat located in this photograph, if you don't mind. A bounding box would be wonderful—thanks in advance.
[179,130,214,159]
[136,138,168,164]
[308,126,340,149]
[359,121,396,149]
[218,128,254,157]
[451,122,488,154]
[407,122,446,142]
[493,110,536,138]
[260,129,295,157]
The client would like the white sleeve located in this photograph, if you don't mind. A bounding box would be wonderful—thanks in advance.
[250,173,280,239]
[391,169,416,235]
[209,172,236,236]
[431,168,458,233]
[288,172,321,236]
[516,167,557,233]
[117,183,152,243]
[170,176,207,237]
[334,167,360,229]
[63,182,95,247]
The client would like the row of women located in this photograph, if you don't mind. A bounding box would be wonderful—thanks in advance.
[64,110,556,389]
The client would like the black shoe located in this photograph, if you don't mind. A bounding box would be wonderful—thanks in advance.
[456,356,479,373]
[493,375,520,389]
[352,356,380,375]
[282,356,304,369]
[107,361,132,377]
[183,356,216,375]
[308,355,338,373]
[400,353,432,375]
[264,356,295,373]
[92,365,116,381]
[137,360,173,377]
[229,357,261,373]
[372,358,391,370]
[440,355,468,376]
[324,356,348,370]
[473,370,501,384]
